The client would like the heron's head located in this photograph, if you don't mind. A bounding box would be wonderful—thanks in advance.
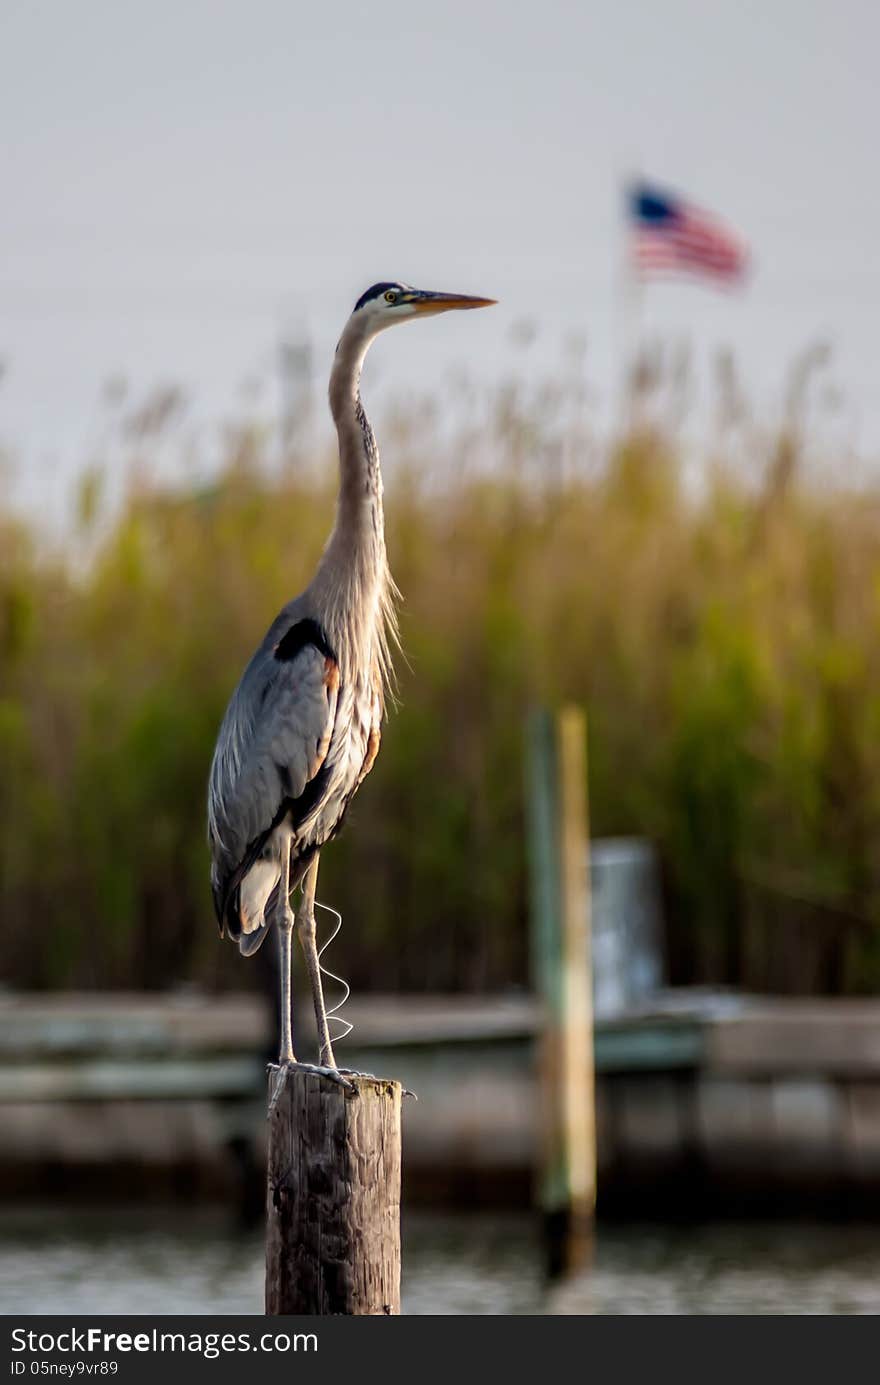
[350,281,496,334]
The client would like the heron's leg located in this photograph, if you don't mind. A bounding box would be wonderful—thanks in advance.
[276,839,296,1065]
[297,853,338,1069]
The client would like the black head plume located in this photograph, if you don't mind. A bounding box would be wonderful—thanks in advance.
[353,282,405,312]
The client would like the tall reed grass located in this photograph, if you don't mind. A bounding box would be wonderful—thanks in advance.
[2,345,878,994]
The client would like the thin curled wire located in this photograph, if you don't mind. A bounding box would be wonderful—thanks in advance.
[312,896,353,1043]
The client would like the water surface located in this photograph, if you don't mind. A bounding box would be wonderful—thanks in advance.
[1,1208,878,1315]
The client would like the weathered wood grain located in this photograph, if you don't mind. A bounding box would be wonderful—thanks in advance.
[265,1067,402,1315]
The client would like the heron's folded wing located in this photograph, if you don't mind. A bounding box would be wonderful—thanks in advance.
[208,636,340,913]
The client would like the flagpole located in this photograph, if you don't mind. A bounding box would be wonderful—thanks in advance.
[616,171,642,435]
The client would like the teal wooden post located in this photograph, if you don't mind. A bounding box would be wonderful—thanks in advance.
[526,706,595,1271]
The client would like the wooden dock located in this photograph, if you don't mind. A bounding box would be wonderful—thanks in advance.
[2,990,880,1213]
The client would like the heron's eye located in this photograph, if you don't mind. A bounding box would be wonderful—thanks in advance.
[384,291,397,303]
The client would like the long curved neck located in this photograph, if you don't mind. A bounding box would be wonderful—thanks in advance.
[327,318,384,534]
[312,316,393,680]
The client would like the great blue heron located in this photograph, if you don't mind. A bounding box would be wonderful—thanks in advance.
[208,281,495,1084]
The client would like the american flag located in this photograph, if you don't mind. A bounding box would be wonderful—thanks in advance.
[628,181,748,284]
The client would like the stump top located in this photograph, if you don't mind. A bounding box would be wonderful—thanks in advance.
[267,1064,405,1103]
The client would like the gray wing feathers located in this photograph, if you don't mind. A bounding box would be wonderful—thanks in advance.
[207,641,338,912]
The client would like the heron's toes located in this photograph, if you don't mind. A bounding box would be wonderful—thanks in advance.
[266,1060,294,1113]
[288,1062,356,1092]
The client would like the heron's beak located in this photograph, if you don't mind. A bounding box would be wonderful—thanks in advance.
[406,290,497,316]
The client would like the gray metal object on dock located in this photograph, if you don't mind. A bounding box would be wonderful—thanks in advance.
[590,837,664,1018]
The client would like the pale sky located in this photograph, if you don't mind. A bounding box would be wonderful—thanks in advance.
[2,0,878,517]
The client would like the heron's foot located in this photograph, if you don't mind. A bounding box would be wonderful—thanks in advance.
[267,1056,307,1104]
[266,1060,355,1115]
[287,1061,356,1091]
[267,1060,292,1114]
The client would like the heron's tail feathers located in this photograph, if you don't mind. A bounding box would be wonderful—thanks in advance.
[238,919,272,956]
[236,858,281,956]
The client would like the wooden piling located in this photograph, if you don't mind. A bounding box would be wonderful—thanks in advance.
[526,705,596,1273]
[265,1068,402,1315]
